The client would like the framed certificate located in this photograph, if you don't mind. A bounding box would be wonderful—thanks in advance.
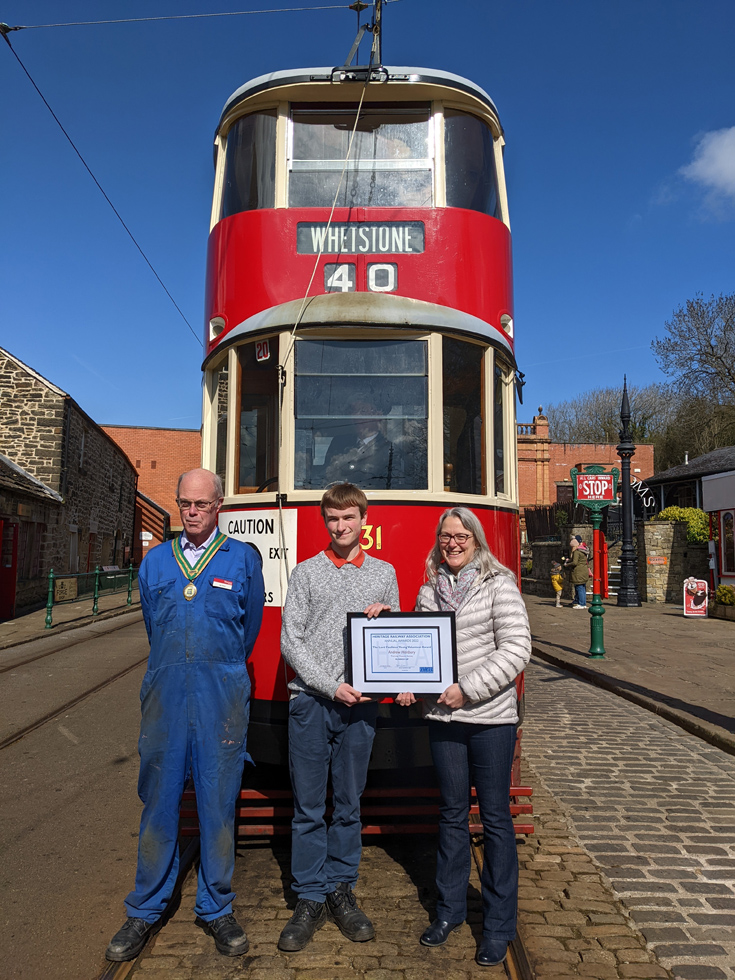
[346,611,457,696]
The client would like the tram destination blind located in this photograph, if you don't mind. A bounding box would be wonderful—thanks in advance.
[297,221,425,255]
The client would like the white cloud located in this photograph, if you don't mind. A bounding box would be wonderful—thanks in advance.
[679,126,735,214]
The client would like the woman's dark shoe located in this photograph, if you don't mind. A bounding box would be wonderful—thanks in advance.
[420,919,463,947]
[105,917,157,961]
[476,939,508,966]
[277,899,327,951]
[196,913,250,956]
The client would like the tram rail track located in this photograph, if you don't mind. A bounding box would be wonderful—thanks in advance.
[471,834,535,980]
[0,613,143,676]
[91,831,532,978]
[0,654,149,751]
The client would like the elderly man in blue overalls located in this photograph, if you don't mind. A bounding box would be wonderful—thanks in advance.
[106,468,264,961]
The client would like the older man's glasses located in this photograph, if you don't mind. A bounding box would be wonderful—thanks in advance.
[438,532,473,544]
[177,498,218,511]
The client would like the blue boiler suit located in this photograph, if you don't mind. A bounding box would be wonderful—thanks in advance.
[125,536,264,923]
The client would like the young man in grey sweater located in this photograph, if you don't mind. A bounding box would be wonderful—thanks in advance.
[278,483,400,952]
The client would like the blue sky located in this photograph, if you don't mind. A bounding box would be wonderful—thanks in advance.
[2,1,734,429]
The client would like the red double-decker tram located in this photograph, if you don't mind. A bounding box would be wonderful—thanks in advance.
[200,62,520,772]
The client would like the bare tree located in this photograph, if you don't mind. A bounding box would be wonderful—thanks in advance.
[651,292,735,400]
[546,384,676,444]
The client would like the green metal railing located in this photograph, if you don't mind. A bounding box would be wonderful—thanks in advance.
[44,565,138,629]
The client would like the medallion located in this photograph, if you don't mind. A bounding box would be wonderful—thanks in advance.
[183,582,198,601]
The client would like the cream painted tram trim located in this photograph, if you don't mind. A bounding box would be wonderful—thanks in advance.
[432,103,446,209]
[278,330,295,492]
[494,135,510,231]
[217,82,502,144]
[225,346,239,498]
[209,135,226,234]
[201,366,215,472]
[275,103,289,209]
[428,332,443,493]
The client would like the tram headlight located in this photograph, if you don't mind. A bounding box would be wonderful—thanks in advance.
[500,314,514,337]
[209,316,226,342]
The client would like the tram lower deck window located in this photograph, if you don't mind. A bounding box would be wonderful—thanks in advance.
[294,338,428,491]
[443,337,486,496]
[237,344,279,493]
[289,104,433,208]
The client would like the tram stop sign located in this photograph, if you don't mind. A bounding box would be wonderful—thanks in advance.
[570,465,619,661]
[571,465,619,510]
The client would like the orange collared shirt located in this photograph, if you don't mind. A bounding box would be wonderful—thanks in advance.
[324,544,366,569]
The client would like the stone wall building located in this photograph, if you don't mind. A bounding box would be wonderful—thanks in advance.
[0,348,137,616]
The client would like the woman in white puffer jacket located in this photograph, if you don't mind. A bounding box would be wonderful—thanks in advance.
[398,507,531,968]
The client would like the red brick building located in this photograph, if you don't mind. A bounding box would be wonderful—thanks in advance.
[102,426,201,561]
[517,409,655,513]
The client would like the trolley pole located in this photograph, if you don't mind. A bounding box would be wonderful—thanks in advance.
[571,465,619,660]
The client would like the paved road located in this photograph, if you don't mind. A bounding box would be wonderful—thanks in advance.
[525,594,735,752]
[523,658,735,980]
[0,617,149,745]
[0,622,148,980]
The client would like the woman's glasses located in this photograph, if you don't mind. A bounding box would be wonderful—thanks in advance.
[438,532,473,544]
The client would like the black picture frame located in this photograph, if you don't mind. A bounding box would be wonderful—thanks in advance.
[346,610,457,697]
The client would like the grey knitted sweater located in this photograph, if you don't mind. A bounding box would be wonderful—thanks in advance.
[281,550,400,699]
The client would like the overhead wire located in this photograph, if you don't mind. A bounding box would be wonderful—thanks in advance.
[1,32,201,346]
[2,4,402,32]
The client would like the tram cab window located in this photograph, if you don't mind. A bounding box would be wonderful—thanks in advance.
[289,104,433,208]
[237,343,279,493]
[444,109,500,218]
[443,338,485,495]
[214,363,228,488]
[294,338,428,491]
[221,110,277,218]
[494,359,510,496]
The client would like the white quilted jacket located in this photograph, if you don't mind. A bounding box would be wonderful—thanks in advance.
[416,571,531,725]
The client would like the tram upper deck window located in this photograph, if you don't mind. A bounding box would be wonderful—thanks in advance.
[444,109,499,218]
[221,110,277,218]
[443,337,485,496]
[294,339,428,491]
[289,103,433,208]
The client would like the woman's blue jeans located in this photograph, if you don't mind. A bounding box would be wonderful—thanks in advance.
[574,584,587,606]
[429,721,518,940]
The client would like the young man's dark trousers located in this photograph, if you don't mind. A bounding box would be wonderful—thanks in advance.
[288,692,377,900]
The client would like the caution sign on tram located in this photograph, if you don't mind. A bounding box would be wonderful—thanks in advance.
[221,509,297,609]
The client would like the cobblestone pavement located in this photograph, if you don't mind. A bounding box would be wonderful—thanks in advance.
[127,836,504,979]
[522,659,735,980]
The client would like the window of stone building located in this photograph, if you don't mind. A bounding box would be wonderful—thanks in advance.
[17,521,45,580]
[68,528,79,573]
[79,431,86,470]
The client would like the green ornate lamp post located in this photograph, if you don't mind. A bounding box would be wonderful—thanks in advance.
[570,464,619,659]
[617,378,642,607]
